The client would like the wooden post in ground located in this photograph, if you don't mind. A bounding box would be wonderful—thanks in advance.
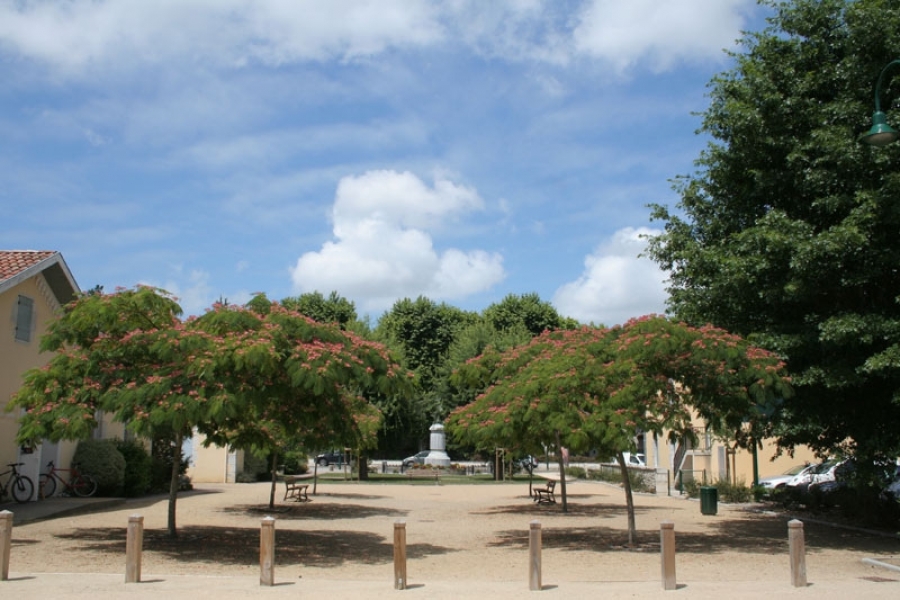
[125,515,144,583]
[260,516,276,586]
[788,519,807,587]
[528,520,542,591]
[660,520,676,590]
[0,511,13,581]
[394,520,407,590]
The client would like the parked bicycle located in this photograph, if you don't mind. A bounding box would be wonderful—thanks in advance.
[39,461,98,499]
[0,462,35,503]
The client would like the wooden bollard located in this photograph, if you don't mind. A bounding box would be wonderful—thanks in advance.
[125,515,144,583]
[660,521,676,591]
[260,517,276,586]
[529,520,542,591]
[0,510,13,581]
[788,519,807,587]
[394,520,407,590]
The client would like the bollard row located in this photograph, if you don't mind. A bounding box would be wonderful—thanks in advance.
[0,510,809,591]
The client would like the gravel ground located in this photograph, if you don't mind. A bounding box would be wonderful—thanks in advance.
[3,476,900,598]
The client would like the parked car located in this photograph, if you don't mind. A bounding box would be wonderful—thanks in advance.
[785,459,845,501]
[759,464,810,492]
[624,452,646,467]
[315,451,346,467]
[402,451,430,468]
[515,455,539,473]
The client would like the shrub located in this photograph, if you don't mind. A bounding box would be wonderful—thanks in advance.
[279,449,309,475]
[565,466,587,479]
[150,436,189,493]
[587,464,656,493]
[242,451,270,482]
[115,438,152,497]
[682,478,752,503]
[73,439,126,496]
[713,478,753,503]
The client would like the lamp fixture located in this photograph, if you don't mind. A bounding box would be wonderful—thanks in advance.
[861,59,900,146]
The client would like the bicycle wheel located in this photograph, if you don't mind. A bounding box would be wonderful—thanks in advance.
[39,473,56,499]
[72,474,98,497]
[11,475,35,503]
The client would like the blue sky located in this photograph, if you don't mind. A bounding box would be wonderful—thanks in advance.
[0,0,769,324]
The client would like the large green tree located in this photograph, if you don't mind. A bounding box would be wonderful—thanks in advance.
[373,296,477,452]
[647,0,900,465]
[281,291,358,330]
[446,316,791,545]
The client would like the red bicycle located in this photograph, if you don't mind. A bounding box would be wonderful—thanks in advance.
[39,461,98,498]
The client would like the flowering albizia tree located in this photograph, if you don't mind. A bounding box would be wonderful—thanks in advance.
[446,315,792,545]
[10,287,412,536]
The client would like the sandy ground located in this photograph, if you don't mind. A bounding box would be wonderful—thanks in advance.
[3,476,900,598]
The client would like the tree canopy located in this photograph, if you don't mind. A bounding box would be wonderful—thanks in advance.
[446,316,792,543]
[10,286,412,534]
[647,0,900,462]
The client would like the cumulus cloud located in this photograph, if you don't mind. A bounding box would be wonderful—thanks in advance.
[553,227,668,326]
[573,0,751,72]
[291,170,505,313]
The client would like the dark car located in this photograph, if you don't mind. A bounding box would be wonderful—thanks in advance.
[315,451,346,467]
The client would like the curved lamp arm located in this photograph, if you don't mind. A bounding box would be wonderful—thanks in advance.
[860,59,900,147]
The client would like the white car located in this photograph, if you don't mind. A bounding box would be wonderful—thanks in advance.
[759,464,810,491]
[785,459,843,492]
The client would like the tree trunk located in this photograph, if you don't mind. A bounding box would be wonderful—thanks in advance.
[555,430,568,513]
[167,432,183,539]
[268,448,279,510]
[313,461,318,495]
[616,451,636,547]
[359,453,369,481]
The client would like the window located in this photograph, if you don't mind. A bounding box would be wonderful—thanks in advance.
[15,295,34,343]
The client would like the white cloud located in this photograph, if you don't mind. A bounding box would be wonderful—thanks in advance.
[573,0,751,72]
[553,227,668,326]
[290,170,505,313]
[0,0,443,75]
[0,0,757,78]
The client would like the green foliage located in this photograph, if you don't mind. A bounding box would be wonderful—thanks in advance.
[279,448,309,475]
[565,466,587,479]
[240,452,270,483]
[73,439,126,496]
[482,292,567,336]
[711,478,753,504]
[588,465,656,494]
[281,291,358,329]
[646,0,900,462]
[150,436,188,493]
[115,438,152,497]
[447,317,791,456]
[375,296,477,392]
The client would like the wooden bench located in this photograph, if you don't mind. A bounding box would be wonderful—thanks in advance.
[534,480,556,504]
[406,470,441,483]
[283,476,310,502]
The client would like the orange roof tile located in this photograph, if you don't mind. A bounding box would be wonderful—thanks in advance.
[0,250,58,283]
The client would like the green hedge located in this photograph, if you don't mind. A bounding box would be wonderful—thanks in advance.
[73,439,126,496]
[115,439,152,497]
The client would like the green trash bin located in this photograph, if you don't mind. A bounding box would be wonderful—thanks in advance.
[700,486,718,515]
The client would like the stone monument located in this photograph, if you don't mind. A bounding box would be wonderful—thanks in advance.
[424,422,452,467]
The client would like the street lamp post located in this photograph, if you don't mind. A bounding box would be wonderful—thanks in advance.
[860,59,900,146]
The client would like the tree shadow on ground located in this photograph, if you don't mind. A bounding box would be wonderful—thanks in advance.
[222,502,407,521]
[489,512,900,555]
[55,525,453,568]
[475,500,655,520]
